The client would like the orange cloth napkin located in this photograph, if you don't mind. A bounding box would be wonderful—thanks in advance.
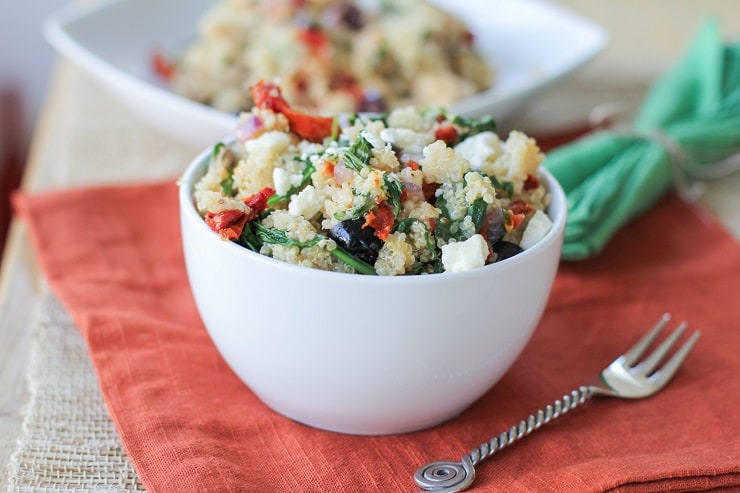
[13,182,740,493]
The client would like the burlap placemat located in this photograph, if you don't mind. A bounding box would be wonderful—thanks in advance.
[6,289,146,493]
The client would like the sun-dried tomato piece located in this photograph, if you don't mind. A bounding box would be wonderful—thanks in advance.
[250,81,334,142]
[508,200,535,216]
[362,203,394,241]
[422,182,439,202]
[151,50,175,80]
[523,174,540,190]
[205,210,248,240]
[297,26,328,53]
[505,211,526,233]
[244,187,275,218]
[434,124,459,146]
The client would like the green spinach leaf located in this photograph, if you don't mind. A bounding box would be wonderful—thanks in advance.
[330,246,377,275]
[253,223,323,248]
[343,136,373,173]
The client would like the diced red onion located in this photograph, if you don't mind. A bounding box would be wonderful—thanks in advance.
[236,115,263,143]
[333,157,355,185]
[403,181,425,202]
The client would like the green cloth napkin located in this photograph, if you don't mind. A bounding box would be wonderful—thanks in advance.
[544,19,740,260]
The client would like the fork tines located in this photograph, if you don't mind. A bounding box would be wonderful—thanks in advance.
[628,313,701,381]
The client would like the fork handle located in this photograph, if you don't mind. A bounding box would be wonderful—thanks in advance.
[413,385,594,493]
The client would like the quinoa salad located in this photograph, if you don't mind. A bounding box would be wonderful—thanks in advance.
[159,0,492,115]
[193,81,552,275]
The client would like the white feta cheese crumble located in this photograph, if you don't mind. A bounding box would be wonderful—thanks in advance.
[441,234,489,273]
[360,129,387,150]
[244,130,291,154]
[272,168,291,195]
[520,210,552,250]
[272,168,305,195]
[454,131,501,173]
[288,185,324,219]
[379,127,433,153]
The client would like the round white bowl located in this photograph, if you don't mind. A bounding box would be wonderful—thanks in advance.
[179,144,566,435]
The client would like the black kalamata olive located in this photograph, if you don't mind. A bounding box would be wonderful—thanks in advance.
[338,2,365,30]
[483,206,505,245]
[323,2,365,31]
[358,90,388,113]
[493,240,523,261]
[330,219,382,264]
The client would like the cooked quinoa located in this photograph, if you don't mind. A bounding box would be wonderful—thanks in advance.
[194,81,552,275]
[166,0,492,114]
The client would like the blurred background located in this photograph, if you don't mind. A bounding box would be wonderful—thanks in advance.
[1,0,65,252]
[0,1,66,144]
[1,0,739,255]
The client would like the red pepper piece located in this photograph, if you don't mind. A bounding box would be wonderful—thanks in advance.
[151,50,175,81]
[422,182,439,203]
[434,124,459,146]
[508,200,534,216]
[523,174,540,190]
[406,159,420,171]
[250,81,334,142]
[323,161,335,177]
[286,110,335,143]
[363,203,394,241]
[205,210,248,240]
[297,26,328,53]
[505,211,525,233]
[244,187,275,218]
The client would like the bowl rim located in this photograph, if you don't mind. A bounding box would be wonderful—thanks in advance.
[179,138,566,284]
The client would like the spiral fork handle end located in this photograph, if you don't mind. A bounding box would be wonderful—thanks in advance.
[413,455,476,493]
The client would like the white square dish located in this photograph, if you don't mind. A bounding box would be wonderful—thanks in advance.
[44,0,607,147]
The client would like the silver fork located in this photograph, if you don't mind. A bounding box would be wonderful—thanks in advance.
[413,313,701,493]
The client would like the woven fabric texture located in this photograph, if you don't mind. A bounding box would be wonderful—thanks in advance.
[6,289,146,493]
